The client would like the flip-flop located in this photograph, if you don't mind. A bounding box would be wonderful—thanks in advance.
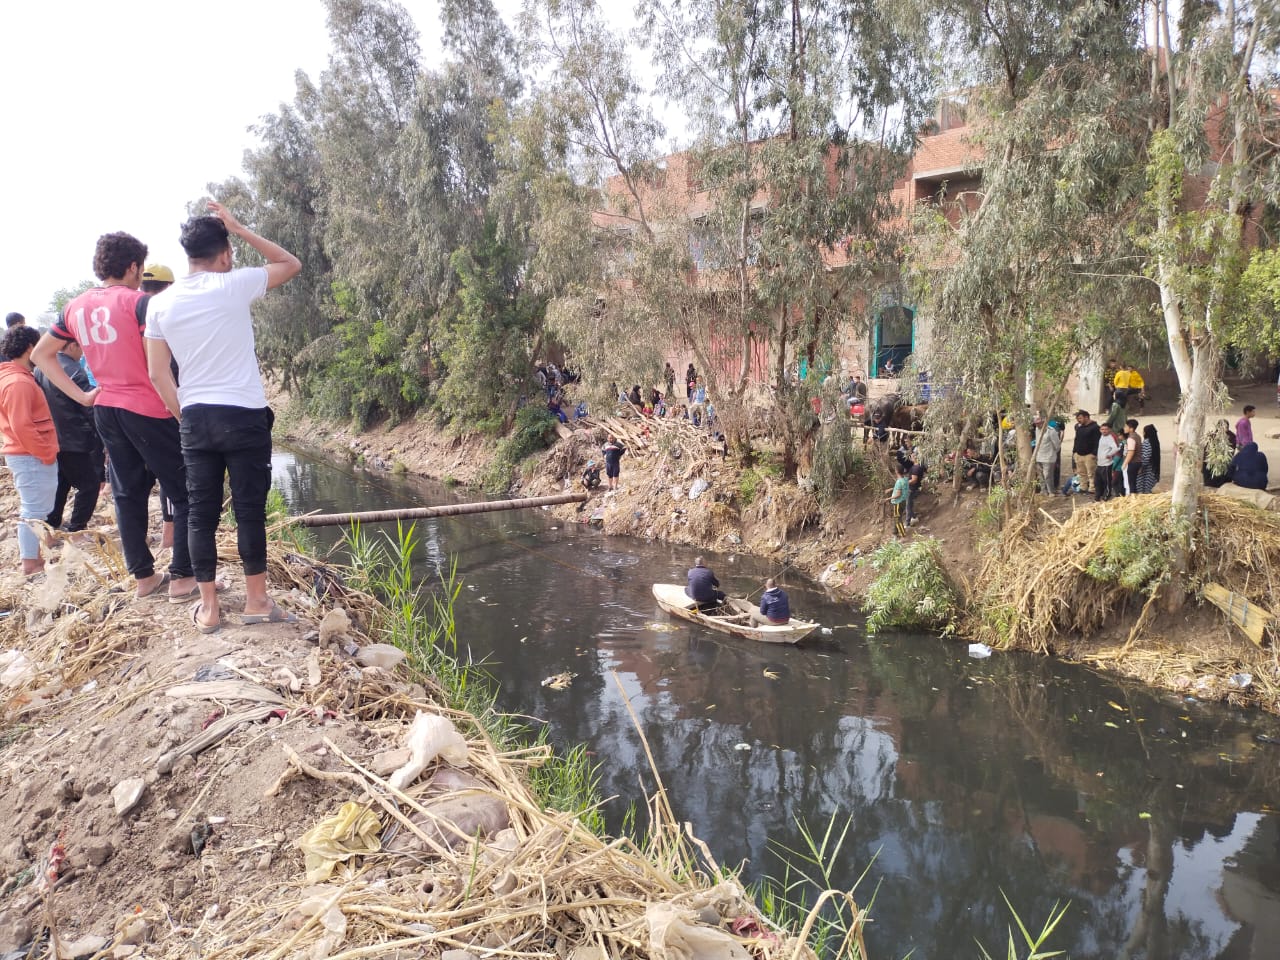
[135,572,171,599]
[191,601,221,635]
[241,601,298,625]
[169,578,230,604]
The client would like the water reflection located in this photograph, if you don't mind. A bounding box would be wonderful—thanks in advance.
[273,448,1280,959]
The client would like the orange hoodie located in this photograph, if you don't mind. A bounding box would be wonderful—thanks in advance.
[0,361,58,464]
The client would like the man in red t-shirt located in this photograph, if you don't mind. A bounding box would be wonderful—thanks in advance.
[32,232,195,601]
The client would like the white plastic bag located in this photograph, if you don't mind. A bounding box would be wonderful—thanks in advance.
[688,478,709,500]
[388,711,469,791]
[0,650,35,688]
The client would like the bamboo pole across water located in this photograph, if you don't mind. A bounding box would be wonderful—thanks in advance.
[295,492,589,528]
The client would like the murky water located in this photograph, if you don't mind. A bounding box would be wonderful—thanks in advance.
[273,447,1280,960]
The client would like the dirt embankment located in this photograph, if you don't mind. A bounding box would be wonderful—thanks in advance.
[0,476,826,959]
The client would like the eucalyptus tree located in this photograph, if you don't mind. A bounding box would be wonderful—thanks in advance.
[637,0,934,472]
[224,88,334,393]
[399,0,537,429]
[517,0,672,406]
[525,0,932,470]
[909,0,1151,482]
[1139,0,1280,567]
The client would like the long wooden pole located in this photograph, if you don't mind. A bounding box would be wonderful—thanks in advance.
[295,492,589,528]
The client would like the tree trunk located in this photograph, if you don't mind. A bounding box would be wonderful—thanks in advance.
[1167,335,1218,610]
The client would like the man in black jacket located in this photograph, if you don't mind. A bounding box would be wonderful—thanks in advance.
[686,557,727,609]
[34,340,103,533]
[1072,410,1101,496]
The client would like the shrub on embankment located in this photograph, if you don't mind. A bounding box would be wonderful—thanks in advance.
[863,538,961,635]
[480,405,559,494]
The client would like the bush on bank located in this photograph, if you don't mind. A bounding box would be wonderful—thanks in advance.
[863,537,960,635]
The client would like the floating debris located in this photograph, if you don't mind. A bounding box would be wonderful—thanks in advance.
[967,643,992,659]
[645,622,680,633]
[541,672,577,690]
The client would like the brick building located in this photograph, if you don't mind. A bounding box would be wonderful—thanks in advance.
[593,93,1271,409]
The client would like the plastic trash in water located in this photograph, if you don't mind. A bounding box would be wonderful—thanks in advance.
[967,643,992,659]
[820,627,833,635]
[734,743,751,751]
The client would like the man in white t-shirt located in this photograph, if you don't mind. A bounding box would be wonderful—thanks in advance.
[145,202,301,632]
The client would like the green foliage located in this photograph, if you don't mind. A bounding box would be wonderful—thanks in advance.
[481,405,558,494]
[975,486,1011,539]
[434,221,543,426]
[755,816,875,960]
[864,538,959,635]
[810,419,871,506]
[47,280,95,315]
[738,468,762,506]
[1241,246,1280,358]
[976,892,1069,960]
[1085,508,1184,594]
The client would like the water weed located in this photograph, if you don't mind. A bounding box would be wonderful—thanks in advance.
[864,537,959,635]
[977,893,1069,960]
[755,815,875,960]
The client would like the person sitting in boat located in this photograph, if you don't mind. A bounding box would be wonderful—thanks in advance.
[750,578,790,626]
[686,557,726,610]
[581,460,601,491]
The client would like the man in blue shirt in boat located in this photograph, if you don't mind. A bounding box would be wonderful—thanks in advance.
[750,578,791,626]
[686,557,726,609]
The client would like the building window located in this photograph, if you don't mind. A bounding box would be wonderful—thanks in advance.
[873,304,914,377]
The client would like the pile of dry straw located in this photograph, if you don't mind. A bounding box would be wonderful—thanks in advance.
[972,492,1280,710]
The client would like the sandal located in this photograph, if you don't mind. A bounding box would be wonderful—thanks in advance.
[191,601,221,635]
[135,571,171,599]
[169,578,230,604]
[241,601,298,625]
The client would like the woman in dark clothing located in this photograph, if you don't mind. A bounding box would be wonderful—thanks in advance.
[1203,419,1236,487]
[1229,442,1269,490]
[1136,424,1161,493]
[628,385,642,408]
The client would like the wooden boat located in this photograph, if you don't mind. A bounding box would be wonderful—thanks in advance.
[651,583,821,645]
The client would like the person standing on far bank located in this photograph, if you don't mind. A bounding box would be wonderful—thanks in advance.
[601,434,625,490]
[145,202,301,633]
[1236,405,1256,449]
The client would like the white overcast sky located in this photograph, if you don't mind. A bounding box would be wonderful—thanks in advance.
[0,0,525,322]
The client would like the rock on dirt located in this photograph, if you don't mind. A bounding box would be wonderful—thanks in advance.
[112,778,146,817]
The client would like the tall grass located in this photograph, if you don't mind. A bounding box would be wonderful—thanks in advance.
[754,815,876,960]
[978,893,1070,960]
[338,521,604,831]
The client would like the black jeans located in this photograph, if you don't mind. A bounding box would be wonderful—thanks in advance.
[48,446,104,531]
[94,406,192,581]
[181,404,274,582]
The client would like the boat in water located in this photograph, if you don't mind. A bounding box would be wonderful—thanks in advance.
[651,583,820,644]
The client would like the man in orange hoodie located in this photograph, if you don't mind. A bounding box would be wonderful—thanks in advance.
[0,326,67,574]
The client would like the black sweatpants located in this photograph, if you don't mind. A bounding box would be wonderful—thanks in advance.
[47,447,104,531]
[94,405,192,581]
[181,404,274,582]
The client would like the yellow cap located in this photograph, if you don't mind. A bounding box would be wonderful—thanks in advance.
[142,263,175,283]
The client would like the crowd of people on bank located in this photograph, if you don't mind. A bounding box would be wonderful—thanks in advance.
[0,204,302,632]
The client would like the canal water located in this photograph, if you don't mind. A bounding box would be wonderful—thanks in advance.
[273,447,1280,960]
